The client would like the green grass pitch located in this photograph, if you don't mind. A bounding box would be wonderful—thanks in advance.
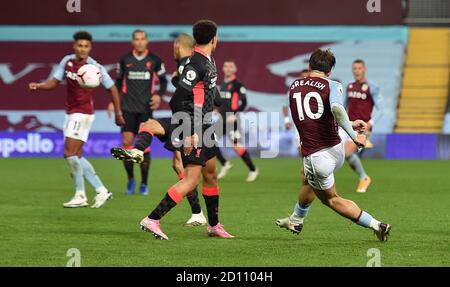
[0,157,449,266]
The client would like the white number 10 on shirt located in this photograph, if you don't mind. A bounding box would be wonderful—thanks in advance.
[293,92,324,121]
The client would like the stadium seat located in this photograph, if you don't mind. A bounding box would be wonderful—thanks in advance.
[395,28,450,133]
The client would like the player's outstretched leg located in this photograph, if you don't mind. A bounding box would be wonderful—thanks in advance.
[79,156,112,208]
[314,184,391,241]
[111,119,164,164]
[202,157,234,238]
[63,138,88,208]
[171,151,207,226]
[234,145,258,182]
[140,164,202,240]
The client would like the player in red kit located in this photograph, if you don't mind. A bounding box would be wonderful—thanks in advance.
[276,49,391,241]
[340,59,383,192]
[29,31,125,208]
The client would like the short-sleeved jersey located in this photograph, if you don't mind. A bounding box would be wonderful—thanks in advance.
[175,47,218,133]
[170,56,221,118]
[289,76,342,156]
[169,56,189,114]
[53,54,114,115]
[115,50,167,113]
[171,56,189,89]
[218,76,247,117]
[346,80,379,122]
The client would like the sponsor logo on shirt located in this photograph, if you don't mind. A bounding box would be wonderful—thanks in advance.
[338,86,343,96]
[348,91,368,100]
[221,91,232,99]
[65,71,77,80]
[182,78,192,86]
[209,76,217,89]
[128,71,151,80]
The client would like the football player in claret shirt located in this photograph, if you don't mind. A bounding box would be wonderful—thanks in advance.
[340,59,383,193]
[276,49,391,241]
[214,60,259,182]
[28,31,125,208]
[109,30,167,196]
[283,69,310,132]
[112,20,234,240]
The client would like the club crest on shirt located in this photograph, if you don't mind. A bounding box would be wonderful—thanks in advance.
[65,71,77,80]
[186,70,196,81]
[361,84,369,91]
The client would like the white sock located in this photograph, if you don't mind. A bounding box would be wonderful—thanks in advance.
[79,157,106,191]
[75,190,86,198]
[95,186,108,194]
[291,212,304,224]
[66,156,85,194]
[370,218,381,232]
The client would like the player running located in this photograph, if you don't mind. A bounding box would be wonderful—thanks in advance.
[215,60,259,181]
[276,49,391,241]
[109,29,167,196]
[111,33,208,226]
[28,31,125,208]
[112,21,234,240]
[341,59,383,193]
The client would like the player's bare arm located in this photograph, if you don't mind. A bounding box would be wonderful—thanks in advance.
[282,105,292,130]
[29,78,59,91]
[332,104,366,149]
[150,94,161,110]
[150,59,167,110]
[106,102,114,118]
[352,120,367,133]
[108,85,125,127]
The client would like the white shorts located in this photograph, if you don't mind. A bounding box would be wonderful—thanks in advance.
[303,142,345,190]
[295,131,301,147]
[63,113,95,142]
[338,127,352,143]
